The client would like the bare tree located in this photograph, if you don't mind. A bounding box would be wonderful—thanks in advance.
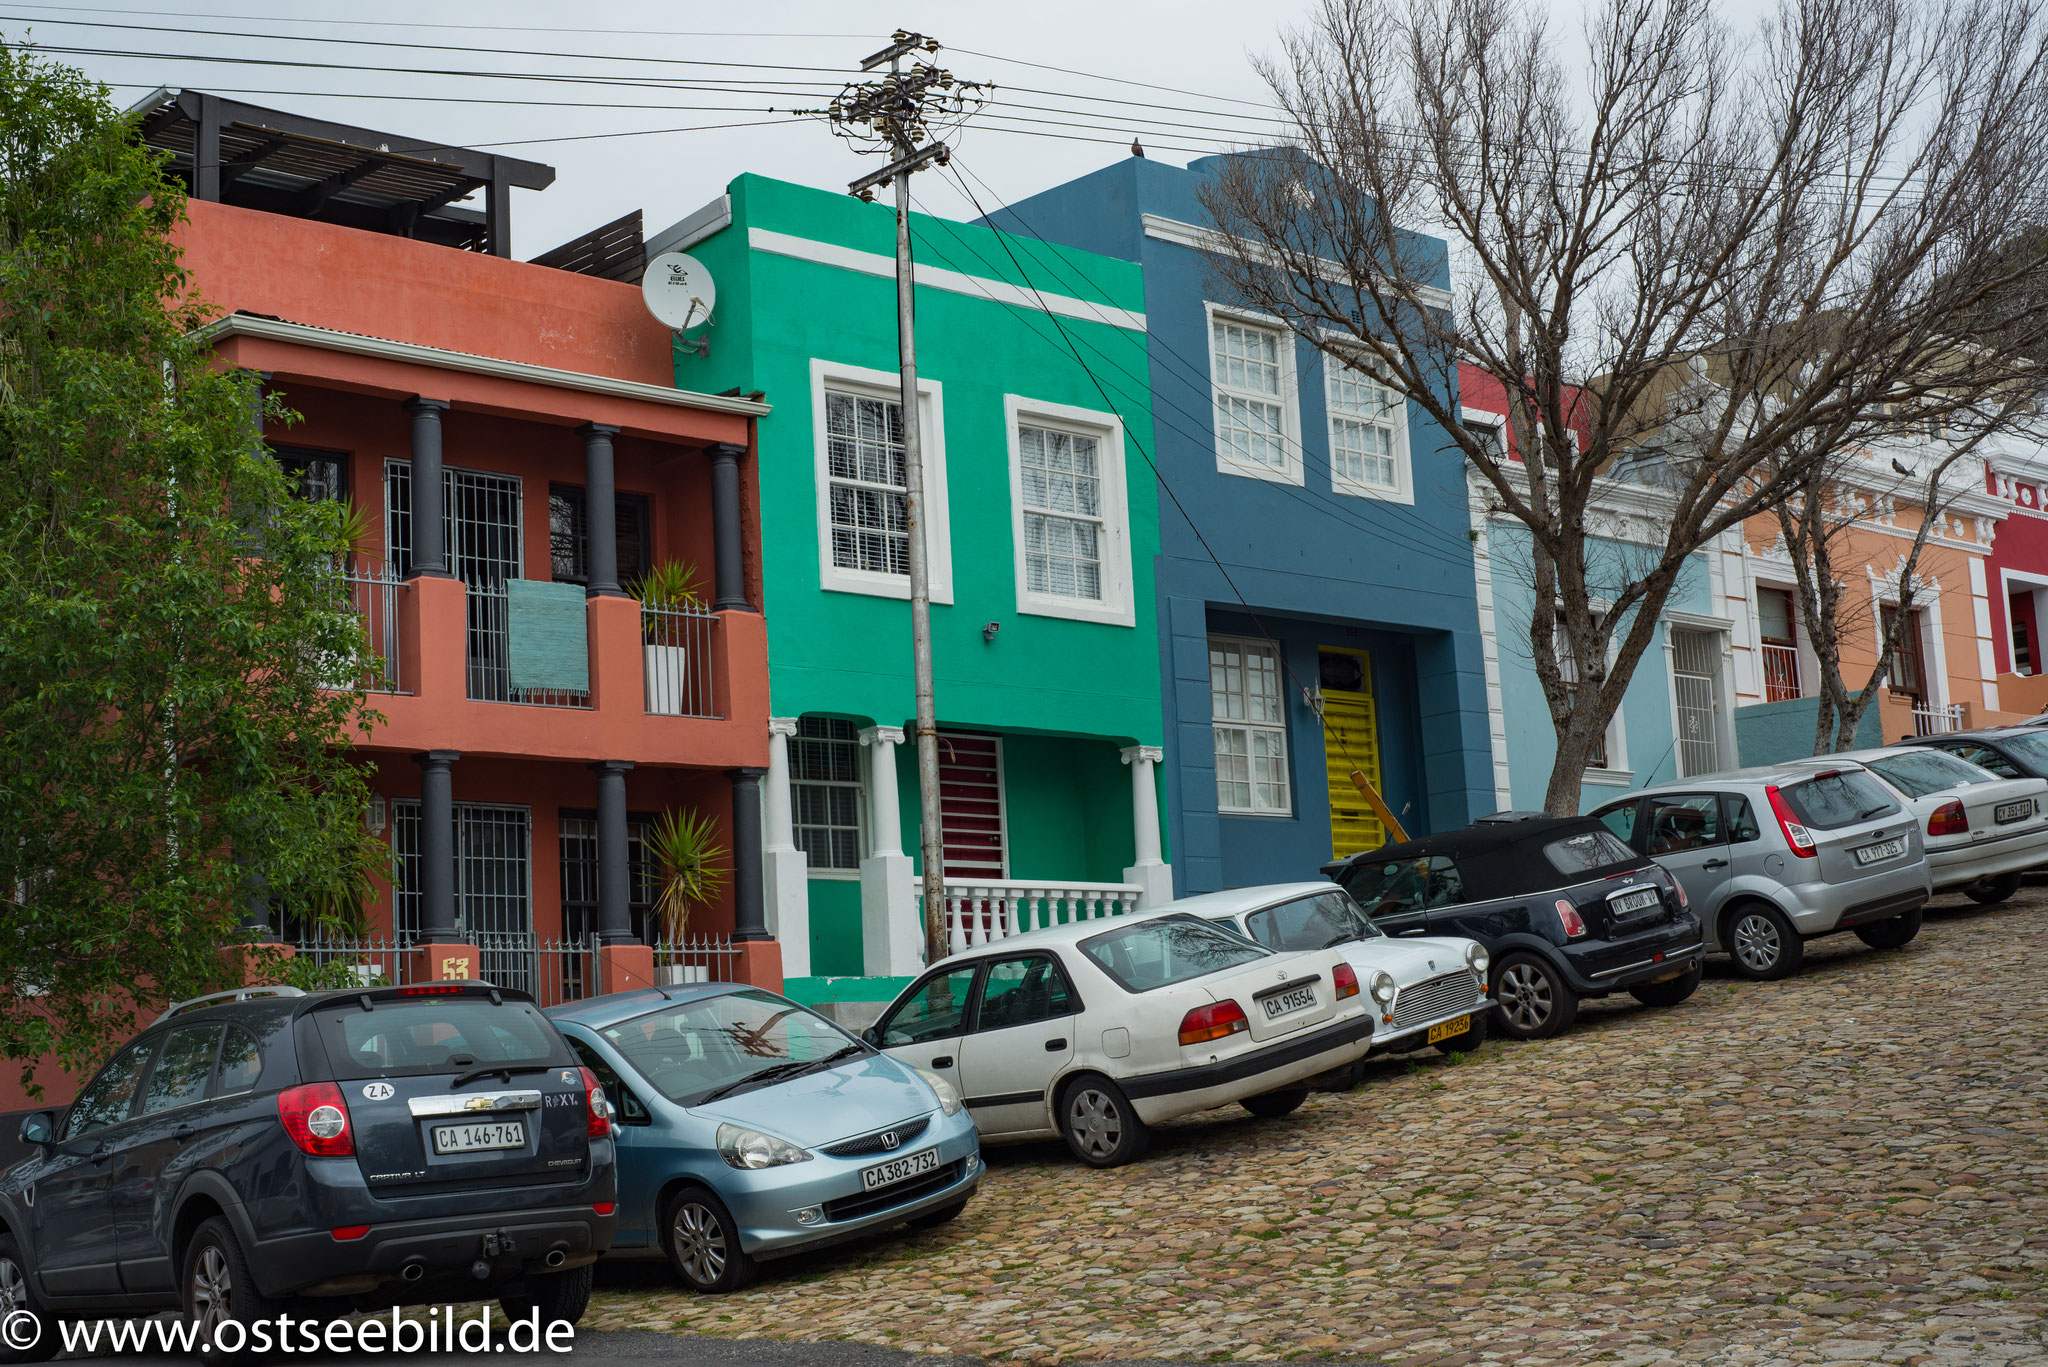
[1199,0,2048,812]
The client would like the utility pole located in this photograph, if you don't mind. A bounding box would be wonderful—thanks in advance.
[827,34,985,969]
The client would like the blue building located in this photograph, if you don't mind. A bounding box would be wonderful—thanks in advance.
[990,153,1496,893]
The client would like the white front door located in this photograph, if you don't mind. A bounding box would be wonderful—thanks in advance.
[955,952,1077,1138]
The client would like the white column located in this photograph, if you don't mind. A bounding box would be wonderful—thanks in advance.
[1120,744,1175,908]
[858,725,922,976]
[760,718,811,978]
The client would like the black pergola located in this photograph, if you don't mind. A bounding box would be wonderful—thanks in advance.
[132,89,556,257]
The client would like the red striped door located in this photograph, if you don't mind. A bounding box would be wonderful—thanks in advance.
[938,733,1007,879]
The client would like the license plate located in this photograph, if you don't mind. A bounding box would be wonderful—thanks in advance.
[432,1121,525,1154]
[1426,1014,1471,1045]
[1996,800,2032,825]
[861,1147,940,1192]
[1854,837,1905,865]
[1608,887,1660,915]
[1260,984,1318,1019]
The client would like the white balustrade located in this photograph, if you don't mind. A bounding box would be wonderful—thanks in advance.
[1912,702,1965,735]
[933,879,1143,954]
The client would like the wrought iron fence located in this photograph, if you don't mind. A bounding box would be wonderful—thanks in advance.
[641,603,720,718]
[652,934,741,985]
[286,934,414,988]
[532,936,605,1009]
[466,584,591,708]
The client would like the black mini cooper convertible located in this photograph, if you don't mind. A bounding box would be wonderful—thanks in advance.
[1324,814,1707,1039]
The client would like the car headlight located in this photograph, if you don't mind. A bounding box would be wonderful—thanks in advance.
[715,1122,813,1170]
[915,1067,964,1117]
[1370,971,1398,1004]
[1465,942,1489,976]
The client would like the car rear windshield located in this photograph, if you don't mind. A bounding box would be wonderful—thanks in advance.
[1997,732,2048,771]
[312,996,565,1079]
[597,990,859,1107]
[1864,750,1996,797]
[1079,914,1269,993]
[1778,771,1901,830]
[1542,828,1638,877]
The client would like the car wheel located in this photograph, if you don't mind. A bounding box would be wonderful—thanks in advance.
[183,1217,282,1364]
[1725,903,1804,980]
[1965,871,2023,904]
[1058,1074,1150,1168]
[1491,954,1579,1039]
[497,1264,594,1329]
[1431,1010,1490,1055]
[1854,905,1923,950]
[1240,1086,1308,1119]
[1628,963,1703,1008]
[0,1234,58,1364]
[910,1198,970,1230]
[663,1187,758,1294]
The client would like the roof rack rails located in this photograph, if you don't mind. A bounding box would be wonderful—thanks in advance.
[154,985,306,1025]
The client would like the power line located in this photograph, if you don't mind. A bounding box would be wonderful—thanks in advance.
[0,5,881,40]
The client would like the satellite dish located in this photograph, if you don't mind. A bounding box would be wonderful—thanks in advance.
[642,251,716,331]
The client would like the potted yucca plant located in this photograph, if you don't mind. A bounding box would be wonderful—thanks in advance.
[646,807,730,984]
[635,558,705,715]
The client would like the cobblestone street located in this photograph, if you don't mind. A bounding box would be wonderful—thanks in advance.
[585,892,2048,1365]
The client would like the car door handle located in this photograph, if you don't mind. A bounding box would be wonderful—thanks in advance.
[929,1056,954,1069]
[1702,859,1728,870]
[173,1124,196,1142]
[1044,1038,1067,1052]
[1397,928,1428,936]
[89,1143,110,1163]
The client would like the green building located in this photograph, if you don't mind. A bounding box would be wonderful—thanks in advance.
[654,174,1168,1000]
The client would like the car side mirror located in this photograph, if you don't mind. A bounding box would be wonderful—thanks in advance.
[18,1110,55,1149]
[860,1025,881,1047]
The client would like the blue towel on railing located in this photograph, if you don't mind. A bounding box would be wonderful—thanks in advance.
[506,579,589,694]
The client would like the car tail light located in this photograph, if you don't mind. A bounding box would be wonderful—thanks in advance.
[397,983,466,996]
[1332,963,1360,1000]
[1765,784,1818,858]
[1177,1000,1249,1047]
[1927,800,1969,837]
[1667,874,1688,911]
[330,1225,370,1241]
[592,1202,616,1216]
[1553,899,1588,938]
[279,1082,354,1157]
[579,1066,614,1138]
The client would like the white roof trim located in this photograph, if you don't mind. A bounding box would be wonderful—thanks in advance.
[193,313,770,417]
[746,226,1146,333]
[1141,213,1455,312]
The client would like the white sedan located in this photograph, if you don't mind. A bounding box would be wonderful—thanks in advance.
[863,912,1377,1167]
[1788,747,2048,903]
[1176,882,1490,1063]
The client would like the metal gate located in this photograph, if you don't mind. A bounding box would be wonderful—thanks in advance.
[387,799,534,990]
[1671,628,1723,777]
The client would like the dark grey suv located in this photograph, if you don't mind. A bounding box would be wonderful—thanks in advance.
[0,982,616,1361]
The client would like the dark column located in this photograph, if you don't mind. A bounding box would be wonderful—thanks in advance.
[728,768,768,942]
[415,750,461,943]
[707,443,751,611]
[581,424,624,598]
[194,93,222,202]
[405,398,452,579]
[485,166,512,258]
[592,761,636,944]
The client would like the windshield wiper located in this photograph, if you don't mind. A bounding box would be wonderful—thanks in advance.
[1320,932,1359,949]
[695,1060,816,1105]
[450,1063,556,1090]
[1855,804,1892,820]
[797,1043,867,1075]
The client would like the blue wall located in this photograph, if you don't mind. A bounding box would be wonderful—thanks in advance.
[991,155,1495,891]
[1736,696,1882,765]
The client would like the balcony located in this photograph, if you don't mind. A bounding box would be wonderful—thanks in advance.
[933,879,1142,953]
[1761,642,1802,702]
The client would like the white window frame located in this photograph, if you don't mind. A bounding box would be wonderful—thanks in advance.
[790,715,867,879]
[809,358,953,603]
[1204,302,1301,486]
[1321,345,1413,504]
[1003,395,1135,627]
[1209,633,1293,816]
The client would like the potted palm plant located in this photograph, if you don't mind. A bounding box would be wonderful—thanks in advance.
[647,807,730,984]
[636,558,705,716]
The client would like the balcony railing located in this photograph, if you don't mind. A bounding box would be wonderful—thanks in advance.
[641,603,721,718]
[1913,701,1965,735]
[339,568,408,694]
[467,584,591,708]
[1761,642,1802,702]
[934,879,1142,953]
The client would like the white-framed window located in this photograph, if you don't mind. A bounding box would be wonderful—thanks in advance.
[1210,635,1292,814]
[790,715,864,874]
[808,359,952,602]
[1325,353,1411,502]
[1206,304,1300,484]
[1004,395,1135,627]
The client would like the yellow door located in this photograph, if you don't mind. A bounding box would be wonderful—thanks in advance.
[1320,649,1384,858]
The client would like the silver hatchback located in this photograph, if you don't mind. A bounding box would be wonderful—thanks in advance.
[1588,764,1932,980]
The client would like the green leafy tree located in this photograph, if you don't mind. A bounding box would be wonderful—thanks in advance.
[0,49,381,1095]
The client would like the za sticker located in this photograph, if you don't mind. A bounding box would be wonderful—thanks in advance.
[362,1082,396,1101]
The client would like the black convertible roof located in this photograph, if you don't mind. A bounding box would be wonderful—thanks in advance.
[1329,814,1641,902]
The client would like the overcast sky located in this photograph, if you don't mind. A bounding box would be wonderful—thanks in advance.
[5,0,1322,258]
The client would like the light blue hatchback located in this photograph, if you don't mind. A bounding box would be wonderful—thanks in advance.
[546,985,981,1292]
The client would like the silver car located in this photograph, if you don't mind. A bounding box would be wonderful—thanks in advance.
[1589,764,1932,980]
